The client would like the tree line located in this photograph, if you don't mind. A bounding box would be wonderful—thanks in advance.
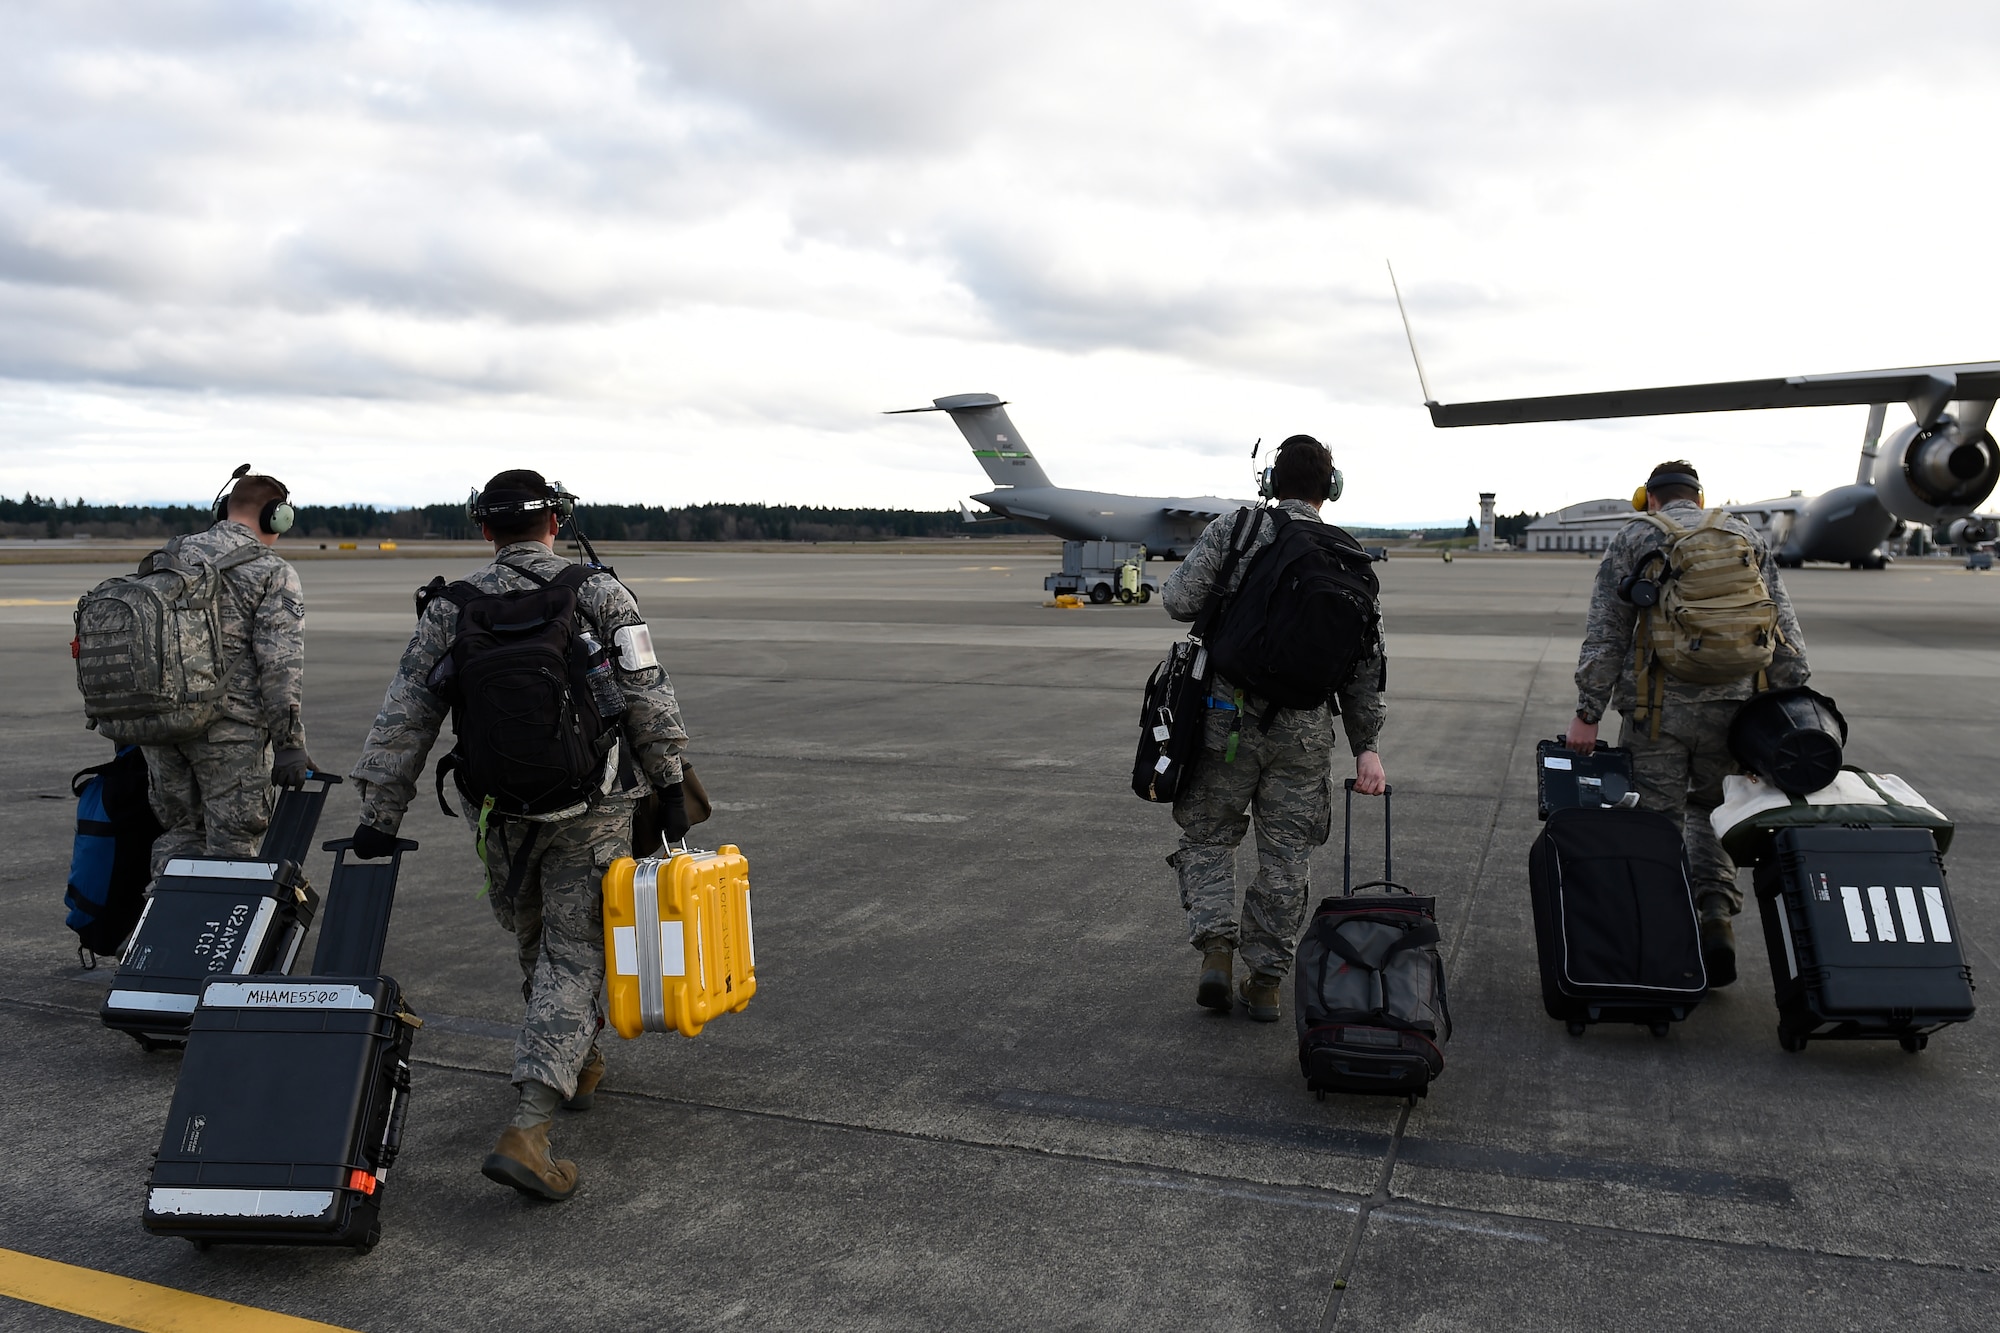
[0,495,1037,542]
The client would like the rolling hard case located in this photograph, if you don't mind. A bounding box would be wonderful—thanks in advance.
[142,835,419,1253]
[1534,738,1637,820]
[1754,827,1976,1053]
[603,843,755,1038]
[1295,783,1451,1101]
[100,777,337,1048]
[1529,806,1707,1036]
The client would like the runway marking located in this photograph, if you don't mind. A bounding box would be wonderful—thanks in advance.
[0,1247,362,1332]
[1100,1174,1360,1213]
[0,597,73,605]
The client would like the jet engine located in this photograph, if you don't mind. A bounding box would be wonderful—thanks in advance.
[1936,516,1998,548]
[1872,416,2000,525]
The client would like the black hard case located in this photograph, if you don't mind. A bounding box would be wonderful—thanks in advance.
[1529,806,1707,1035]
[1296,784,1450,1100]
[143,974,414,1252]
[142,834,419,1252]
[1754,827,1976,1053]
[100,778,337,1048]
[1534,739,1635,820]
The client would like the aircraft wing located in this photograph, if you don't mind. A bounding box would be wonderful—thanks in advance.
[1162,505,1232,519]
[1427,360,2000,428]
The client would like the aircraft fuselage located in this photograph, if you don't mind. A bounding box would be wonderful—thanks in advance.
[970,487,1250,558]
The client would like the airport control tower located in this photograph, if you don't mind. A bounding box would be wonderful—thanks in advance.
[1478,492,1496,552]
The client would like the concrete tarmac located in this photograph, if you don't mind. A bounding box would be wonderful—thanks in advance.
[2,546,1996,1331]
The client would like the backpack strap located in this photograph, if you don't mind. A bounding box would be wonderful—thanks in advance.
[1191,506,1264,642]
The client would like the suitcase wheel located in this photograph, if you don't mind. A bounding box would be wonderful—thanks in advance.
[188,1240,211,1253]
[1899,1034,1928,1055]
[352,1225,381,1255]
[1648,1022,1669,1039]
[1778,1026,1807,1053]
[1565,1021,1586,1038]
[1315,1090,1326,1102]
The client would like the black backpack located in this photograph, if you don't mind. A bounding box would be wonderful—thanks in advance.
[1206,508,1381,714]
[423,563,622,819]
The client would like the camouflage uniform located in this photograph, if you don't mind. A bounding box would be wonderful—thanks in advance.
[350,542,686,1099]
[1160,502,1387,979]
[1576,499,1810,912]
[143,520,307,875]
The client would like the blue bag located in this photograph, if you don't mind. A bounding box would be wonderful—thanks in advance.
[66,746,162,962]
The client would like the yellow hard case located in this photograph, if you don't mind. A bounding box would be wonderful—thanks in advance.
[602,845,755,1039]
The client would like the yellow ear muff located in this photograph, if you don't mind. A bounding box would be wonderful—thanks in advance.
[1632,486,1649,512]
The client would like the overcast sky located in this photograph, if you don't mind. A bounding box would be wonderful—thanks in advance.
[5,1,2000,524]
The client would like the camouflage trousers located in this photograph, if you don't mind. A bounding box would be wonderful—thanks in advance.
[1619,701,1741,913]
[1170,695,1336,979]
[480,798,633,1098]
[143,721,272,878]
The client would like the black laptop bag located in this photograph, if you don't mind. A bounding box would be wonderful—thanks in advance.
[1296,782,1451,1100]
[1534,738,1637,820]
[1755,826,1975,1053]
[1529,805,1707,1036]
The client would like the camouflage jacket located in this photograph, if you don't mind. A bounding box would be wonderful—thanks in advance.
[350,543,687,831]
[167,521,307,748]
[1161,500,1387,756]
[1575,499,1811,723]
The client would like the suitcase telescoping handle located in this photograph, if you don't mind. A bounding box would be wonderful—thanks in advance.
[1342,778,1412,896]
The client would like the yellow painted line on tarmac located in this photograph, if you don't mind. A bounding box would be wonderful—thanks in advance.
[0,598,73,605]
[0,1248,361,1333]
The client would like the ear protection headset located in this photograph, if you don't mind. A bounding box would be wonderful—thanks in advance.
[467,479,577,527]
[1630,470,1705,511]
[1267,435,1343,504]
[212,464,295,535]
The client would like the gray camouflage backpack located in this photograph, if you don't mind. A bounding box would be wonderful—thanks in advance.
[73,538,264,745]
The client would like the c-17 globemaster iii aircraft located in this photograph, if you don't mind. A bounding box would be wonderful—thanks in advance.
[889,394,1254,558]
[1414,355,2000,566]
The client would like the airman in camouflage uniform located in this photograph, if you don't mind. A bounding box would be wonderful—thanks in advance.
[348,470,686,1202]
[1565,462,1810,985]
[1161,437,1388,1023]
[144,476,311,875]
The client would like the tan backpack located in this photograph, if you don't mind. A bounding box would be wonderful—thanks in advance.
[1632,509,1780,733]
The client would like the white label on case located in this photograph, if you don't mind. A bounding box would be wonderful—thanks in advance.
[1152,725,1170,742]
[659,921,686,977]
[611,925,636,976]
[1840,886,1869,942]
[1154,756,1171,774]
[1867,886,1897,942]
[1895,887,1925,944]
[1542,756,1572,770]
[1923,887,1952,943]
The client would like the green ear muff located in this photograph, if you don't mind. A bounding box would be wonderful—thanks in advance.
[262,500,295,535]
[1327,467,1344,504]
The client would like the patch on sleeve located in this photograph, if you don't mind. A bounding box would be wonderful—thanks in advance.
[613,623,658,671]
[282,595,306,621]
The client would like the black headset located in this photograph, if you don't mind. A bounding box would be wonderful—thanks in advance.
[467,478,577,526]
[212,464,295,535]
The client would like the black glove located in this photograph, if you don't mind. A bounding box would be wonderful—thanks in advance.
[271,747,317,788]
[660,782,691,842]
[351,822,401,860]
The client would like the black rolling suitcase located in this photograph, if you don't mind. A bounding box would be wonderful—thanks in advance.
[1296,783,1451,1101]
[1534,738,1637,819]
[1530,806,1707,1036]
[144,835,419,1253]
[101,776,338,1049]
[1755,827,1976,1053]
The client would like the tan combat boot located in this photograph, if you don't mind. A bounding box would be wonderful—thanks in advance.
[1238,972,1282,1023]
[481,1123,579,1201]
[563,1047,606,1112]
[1196,947,1234,1012]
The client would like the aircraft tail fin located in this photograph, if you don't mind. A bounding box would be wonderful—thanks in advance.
[886,393,1055,489]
